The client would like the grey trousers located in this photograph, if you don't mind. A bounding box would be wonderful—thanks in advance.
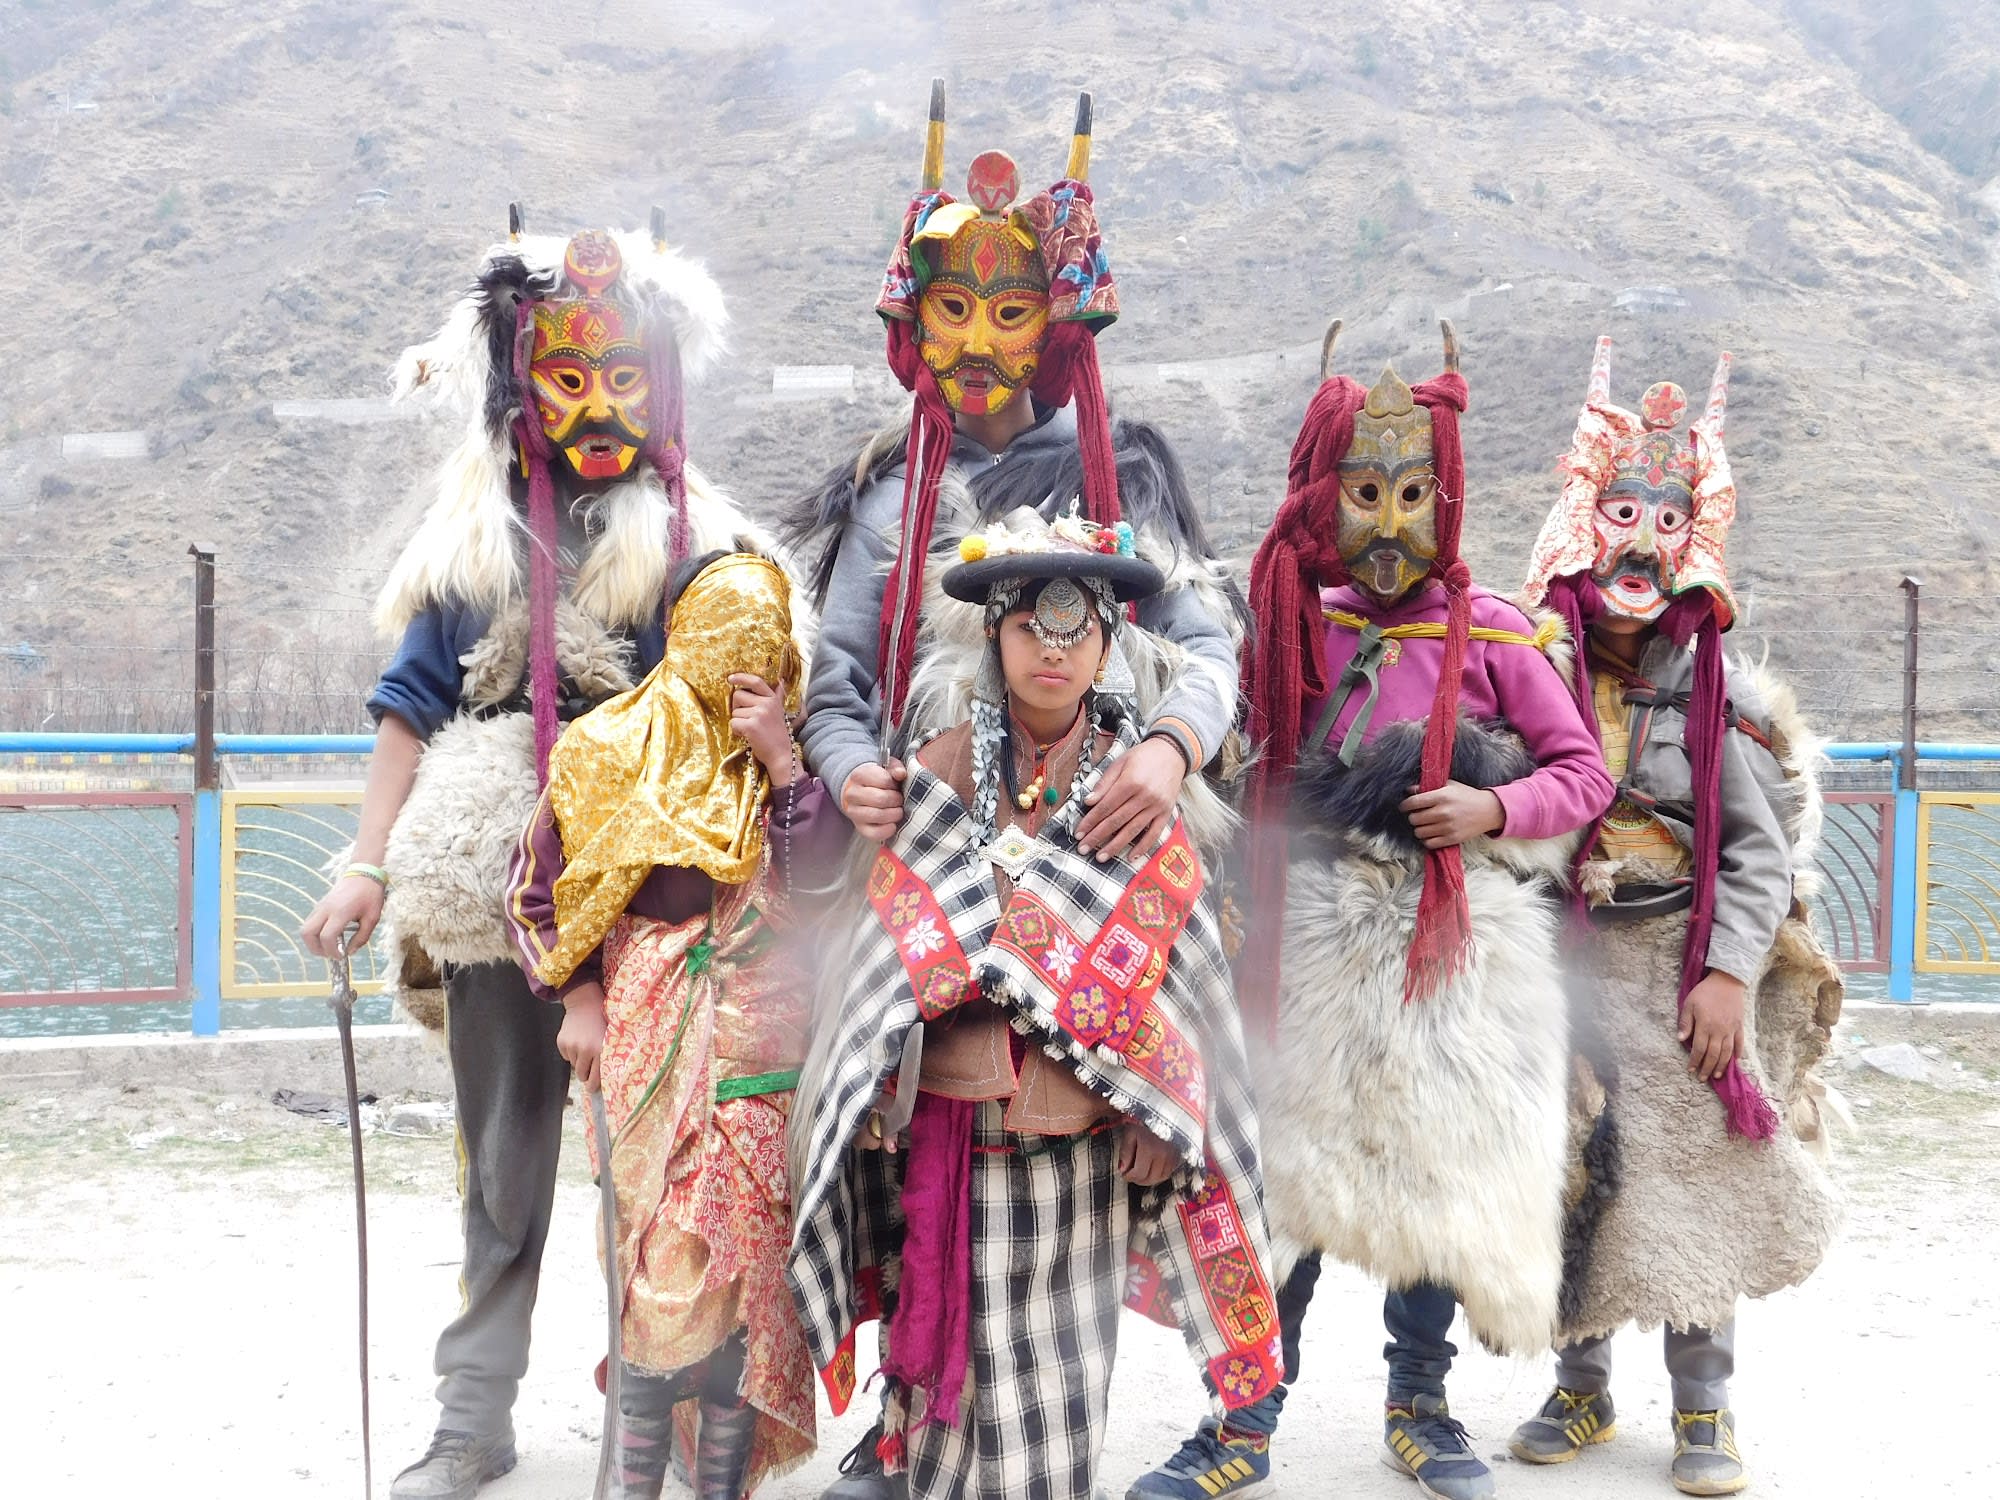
[432,959,571,1435]
[1556,1318,1736,1412]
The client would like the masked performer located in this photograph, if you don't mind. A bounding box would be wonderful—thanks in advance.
[788,512,1283,1500]
[300,212,793,1500]
[1130,324,1614,1500]
[1503,339,1842,1498]
[791,83,1241,886]
[505,551,842,1500]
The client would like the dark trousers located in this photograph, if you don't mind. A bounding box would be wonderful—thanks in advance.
[1383,1279,1460,1403]
[431,959,571,1435]
[1214,1251,1324,1436]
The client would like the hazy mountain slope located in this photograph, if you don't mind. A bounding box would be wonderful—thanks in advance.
[2,0,1996,737]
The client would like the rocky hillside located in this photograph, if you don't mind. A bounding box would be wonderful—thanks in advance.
[3,0,1998,740]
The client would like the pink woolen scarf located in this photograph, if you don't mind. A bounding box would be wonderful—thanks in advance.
[881,1089,975,1431]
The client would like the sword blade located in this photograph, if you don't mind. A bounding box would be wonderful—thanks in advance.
[589,1086,624,1500]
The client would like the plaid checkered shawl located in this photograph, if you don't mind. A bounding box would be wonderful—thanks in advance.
[787,731,1286,1415]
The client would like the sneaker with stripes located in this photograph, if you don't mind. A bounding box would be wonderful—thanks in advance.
[1508,1386,1618,1464]
[1381,1393,1496,1500]
[1124,1416,1274,1499]
[1671,1408,1749,1496]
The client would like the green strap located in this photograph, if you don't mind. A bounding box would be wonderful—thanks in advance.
[1310,621,1391,767]
[714,1067,801,1102]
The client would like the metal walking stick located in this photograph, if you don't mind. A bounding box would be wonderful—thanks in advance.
[330,929,373,1499]
[590,1084,625,1500]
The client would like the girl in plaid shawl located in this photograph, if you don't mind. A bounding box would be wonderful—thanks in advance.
[786,511,1284,1500]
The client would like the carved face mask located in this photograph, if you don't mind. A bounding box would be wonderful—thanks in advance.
[529,232,650,482]
[1591,384,1698,622]
[1336,366,1440,605]
[915,152,1050,416]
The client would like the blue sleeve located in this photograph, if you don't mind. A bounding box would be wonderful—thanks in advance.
[632,615,666,677]
[365,604,487,740]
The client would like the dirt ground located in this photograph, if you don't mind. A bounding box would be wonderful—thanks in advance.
[5,1007,1997,1499]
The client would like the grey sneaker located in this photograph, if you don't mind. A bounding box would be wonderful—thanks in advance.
[1509,1386,1617,1464]
[1382,1393,1497,1500]
[821,1420,909,1500]
[390,1428,518,1500]
[1671,1408,1749,1496]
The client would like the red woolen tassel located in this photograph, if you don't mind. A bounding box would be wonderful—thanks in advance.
[1665,598,1779,1140]
[877,322,955,728]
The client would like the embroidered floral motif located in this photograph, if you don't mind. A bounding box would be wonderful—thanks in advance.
[866,848,979,1022]
[1043,933,1082,982]
[902,915,947,961]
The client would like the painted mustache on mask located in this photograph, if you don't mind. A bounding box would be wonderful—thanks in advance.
[933,353,1027,390]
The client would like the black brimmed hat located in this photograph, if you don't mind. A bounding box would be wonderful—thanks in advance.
[940,509,1163,604]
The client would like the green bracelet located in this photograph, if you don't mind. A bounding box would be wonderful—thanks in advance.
[343,863,390,888]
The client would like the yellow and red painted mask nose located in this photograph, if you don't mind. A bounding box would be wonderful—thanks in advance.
[530,298,650,480]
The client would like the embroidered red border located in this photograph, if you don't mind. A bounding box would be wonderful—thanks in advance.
[990,822,1208,1118]
[1178,1172,1284,1408]
[866,848,979,1020]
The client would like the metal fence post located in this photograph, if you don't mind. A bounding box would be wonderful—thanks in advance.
[190,544,222,1036]
[1887,577,1921,1002]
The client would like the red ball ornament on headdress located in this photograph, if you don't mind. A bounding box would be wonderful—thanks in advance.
[965,151,1021,213]
[562,230,623,296]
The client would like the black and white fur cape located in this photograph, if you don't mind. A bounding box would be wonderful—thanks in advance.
[1257,716,1582,1357]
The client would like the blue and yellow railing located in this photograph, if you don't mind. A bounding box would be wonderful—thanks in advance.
[1,735,1996,1031]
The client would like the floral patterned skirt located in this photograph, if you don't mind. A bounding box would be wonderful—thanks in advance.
[589,909,814,1489]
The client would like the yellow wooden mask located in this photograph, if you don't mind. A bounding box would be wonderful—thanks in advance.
[528,232,650,481]
[913,152,1050,416]
[1336,365,1440,605]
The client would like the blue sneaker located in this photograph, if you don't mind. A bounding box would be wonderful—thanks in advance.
[1382,1393,1496,1500]
[1125,1417,1275,1499]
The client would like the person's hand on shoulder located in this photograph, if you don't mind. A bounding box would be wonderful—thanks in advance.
[1078,736,1187,862]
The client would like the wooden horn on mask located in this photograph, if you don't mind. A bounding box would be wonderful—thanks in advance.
[1066,91,1094,182]
[1440,318,1460,375]
[508,202,524,242]
[1320,317,1343,380]
[921,77,947,192]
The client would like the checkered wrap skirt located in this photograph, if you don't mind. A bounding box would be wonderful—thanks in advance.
[904,1105,1129,1500]
[786,739,1287,1475]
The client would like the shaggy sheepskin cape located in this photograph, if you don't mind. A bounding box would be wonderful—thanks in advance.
[376,504,810,1032]
[1560,659,1844,1342]
[1255,718,1579,1357]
